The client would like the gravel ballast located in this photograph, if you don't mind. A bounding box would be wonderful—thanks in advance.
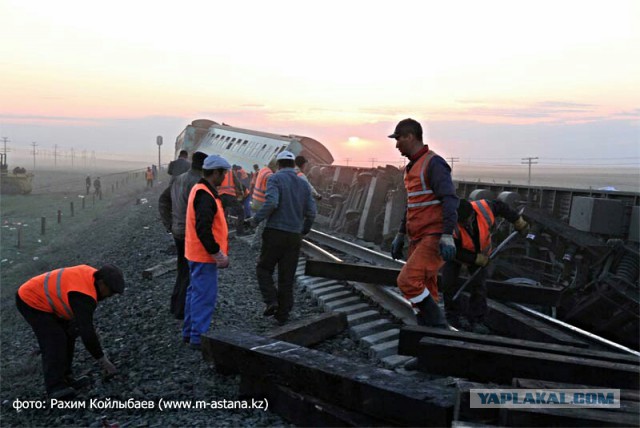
[1,178,373,427]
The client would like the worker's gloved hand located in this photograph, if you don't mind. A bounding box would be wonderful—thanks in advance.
[98,356,117,376]
[439,234,456,262]
[314,194,322,201]
[474,253,490,267]
[212,251,229,269]
[514,216,530,235]
[390,233,405,260]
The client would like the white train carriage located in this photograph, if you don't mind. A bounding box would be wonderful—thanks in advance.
[174,119,333,170]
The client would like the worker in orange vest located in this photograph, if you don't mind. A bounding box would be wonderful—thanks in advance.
[443,198,528,333]
[388,118,458,328]
[145,166,154,188]
[249,159,277,248]
[16,264,124,399]
[217,166,247,235]
[183,155,230,350]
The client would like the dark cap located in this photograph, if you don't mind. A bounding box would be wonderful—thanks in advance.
[95,264,125,294]
[191,151,208,170]
[294,155,307,168]
[387,118,423,140]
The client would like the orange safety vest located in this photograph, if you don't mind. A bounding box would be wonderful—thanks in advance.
[238,168,248,181]
[404,150,443,240]
[185,183,229,263]
[251,167,273,204]
[454,199,495,255]
[145,170,154,180]
[18,265,98,320]
[217,172,238,197]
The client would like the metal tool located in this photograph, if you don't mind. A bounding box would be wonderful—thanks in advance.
[452,230,520,301]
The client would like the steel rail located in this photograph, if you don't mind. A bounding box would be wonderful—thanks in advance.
[305,228,637,354]
[307,229,404,268]
[301,232,415,324]
[510,303,640,357]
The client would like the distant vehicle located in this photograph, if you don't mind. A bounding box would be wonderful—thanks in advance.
[174,119,334,169]
[0,153,33,195]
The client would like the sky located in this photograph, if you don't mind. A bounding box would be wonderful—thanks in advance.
[1,0,639,170]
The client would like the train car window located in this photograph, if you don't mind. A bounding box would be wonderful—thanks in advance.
[226,143,233,150]
[261,144,267,151]
[278,146,286,153]
[231,138,237,143]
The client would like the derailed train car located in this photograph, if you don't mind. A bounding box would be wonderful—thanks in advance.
[174,119,334,169]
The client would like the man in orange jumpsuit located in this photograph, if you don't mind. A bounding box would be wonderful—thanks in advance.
[388,118,458,327]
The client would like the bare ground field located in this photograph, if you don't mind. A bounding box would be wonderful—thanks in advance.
[453,165,639,192]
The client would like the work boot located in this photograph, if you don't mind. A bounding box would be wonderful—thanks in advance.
[415,295,449,328]
[263,304,278,317]
[48,386,77,400]
[445,314,470,331]
[64,375,91,390]
[275,310,289,326]
[469,322,490,335]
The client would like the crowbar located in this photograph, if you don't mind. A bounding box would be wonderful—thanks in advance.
[452,230,520,301]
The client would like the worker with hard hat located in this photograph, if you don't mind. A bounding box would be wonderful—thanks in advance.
[183,154,231,350]
[16,264,125,399]
[247,151,317,325]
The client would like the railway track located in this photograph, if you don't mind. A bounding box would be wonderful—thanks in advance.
[296,228,638,371]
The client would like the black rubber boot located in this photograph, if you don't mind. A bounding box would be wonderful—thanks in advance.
[415,295,449,328]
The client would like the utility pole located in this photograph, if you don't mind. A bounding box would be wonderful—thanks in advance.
[521,157,538,185]
[344,158,351,167]
[54,144,58,168]
[82,149,87,168]
[369,157,376,168]
[31,142,38,170]
[71,147,75,168]
[1,137,9,156]
[448,157,460,171]
[157,136,163,171]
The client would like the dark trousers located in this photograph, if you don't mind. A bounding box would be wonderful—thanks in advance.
[219,194,245,234]
[170,236,189,319]
[442,261,488,323]
[256,228,302,316]
[16,294,75,394]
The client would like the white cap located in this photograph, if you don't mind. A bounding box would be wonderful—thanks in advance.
[203,155,231,170]
[276,150,295,161]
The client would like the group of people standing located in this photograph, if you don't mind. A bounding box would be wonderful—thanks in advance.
[159,149,317,349]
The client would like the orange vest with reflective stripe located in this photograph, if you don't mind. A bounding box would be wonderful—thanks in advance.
[251,167,273,204]
[18,265,97,320]
[454,199,495,255]
[185,183,229,263]
[404,150,443,240]
[217,172,237,197]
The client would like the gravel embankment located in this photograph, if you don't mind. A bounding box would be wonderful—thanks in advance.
[0,180,370,427]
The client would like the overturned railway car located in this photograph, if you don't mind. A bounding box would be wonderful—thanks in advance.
[174,119,334,169]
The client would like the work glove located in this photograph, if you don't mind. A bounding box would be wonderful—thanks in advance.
[314,194,323,201]
[439,234,456,262]
[514,216,530,235]
[98,356,117,376]
[474,253,490,267]
[212,251,229,269]
[390,233,405,260]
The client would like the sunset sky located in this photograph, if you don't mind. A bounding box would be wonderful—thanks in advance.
[1,0,638,169]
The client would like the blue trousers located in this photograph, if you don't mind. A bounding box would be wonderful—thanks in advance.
[183,262,218,345]
[243,198,252,218]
